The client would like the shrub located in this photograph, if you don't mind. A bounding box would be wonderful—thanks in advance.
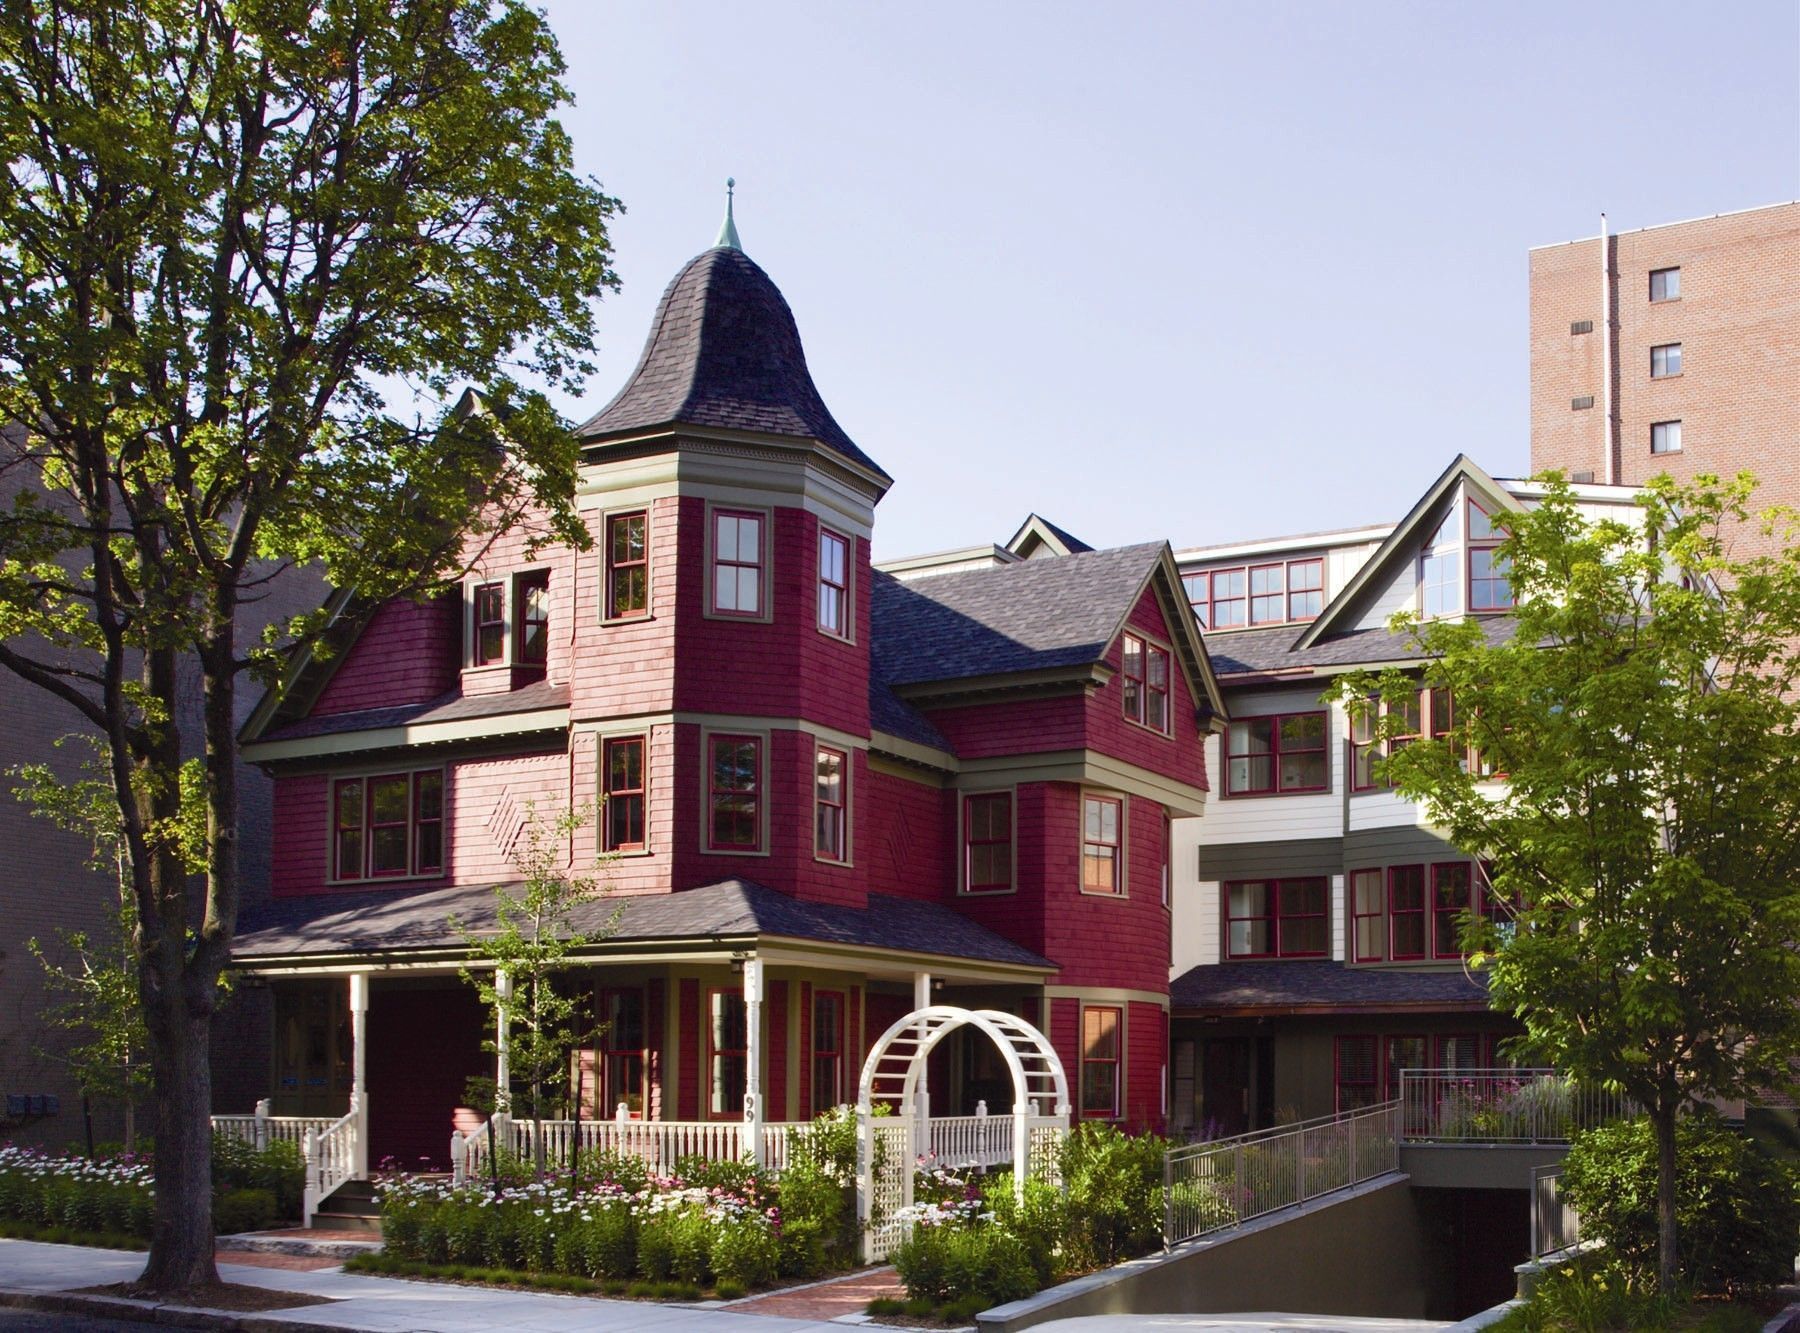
[711,1217,778,1289]
[981,1171,1066,1286]
[774,1155,847,1277]
[635,1208,678,1281]
[1560,1110,1800,1297]
[893,1223,1038,1307]
[667,1206,713,1286]
[212,1137,304,1221]
[1059,1122,1166,1268]
[213,1187,278,1235]
[583,1201,636,1279]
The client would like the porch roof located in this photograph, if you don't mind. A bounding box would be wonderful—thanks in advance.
[230,877,1055,973]
[1171,960,1488,1016]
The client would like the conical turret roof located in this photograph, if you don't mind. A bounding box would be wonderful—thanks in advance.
[575,246,889,486]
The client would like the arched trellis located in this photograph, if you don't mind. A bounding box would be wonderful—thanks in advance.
[856,1005,1070,1259]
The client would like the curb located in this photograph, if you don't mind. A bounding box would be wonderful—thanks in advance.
[0,1287,351,1333]
[1763,1301,1800,1333]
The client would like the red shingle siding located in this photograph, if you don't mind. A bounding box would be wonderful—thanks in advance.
[923,695,1086,759]
[313,595,459,717]
[1126,1001,1167,1131]
[1087,588,1208,790]
[864,768,955,900]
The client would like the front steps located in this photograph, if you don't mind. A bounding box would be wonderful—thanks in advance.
[310,1178,383,1236]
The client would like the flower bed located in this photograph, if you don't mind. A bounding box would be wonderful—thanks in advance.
[0,1139,304,1242]
[378,1110,863,1297]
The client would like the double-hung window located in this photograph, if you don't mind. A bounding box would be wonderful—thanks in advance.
[1121,633,1172,734]
[711,510,765,616]
[818,529,850,637]
[812,992,844,1108]
[1649,267,1680,302]
[605,511,649,619]
[1249,564,1285,624]
[1080,1006,1121,1118]
[1651,420,1682,455]
[1208,569,1246,629]
[1431,862,1474,958]
[1388,864,1427,959]
[814,745,847,862]
[1225,878,1327,958]
[602,735,647,853]
[332,770,444,882]
[1651,343,1682,378]
[1334,1036,1380,1112]
[1351,868,1384,962]
[600,988,645,1118]
[1226,712,1327,795]
[473,582,506,665]
[964,793,1012,893]
[1081,795,1123,894]
[708,990,747,1117]
[707,735,762,852]
[1287,559,1323,619]
[1349,699,1379,790]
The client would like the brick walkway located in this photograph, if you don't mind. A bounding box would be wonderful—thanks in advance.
[728,1266,904,1321]
[216,1249,342,1272]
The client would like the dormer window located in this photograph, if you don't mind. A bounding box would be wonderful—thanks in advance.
[516,571,550,667]
[473,583,506,665]
[1419,509,1461,618]
[1467,500,1513,611]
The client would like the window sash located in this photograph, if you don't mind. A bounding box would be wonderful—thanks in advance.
[707,735,762,851]
[817,530,850,636]
[1431,861,1474,958]
[814,746,847,861]
[605,512,649,619]
[1186,559,1323,628]
[1649,267,1679,302]
[1146,645,1170,733]
[711,510,764,616]
[1121,633,1145,723]
[1334,1035,1379,1113]
[1225,878,1326,958]
[1081,796,1123,894]
[1351,868,1384,962]
[1651,420,1681,455]
[964,793,1013,892]
[1226,711,1327,795]
[1388,864,1427,959]
[1080,1006,1121,1117]
[1651,343,1681,377]
[602,736,647,852]
[473,582,506,665]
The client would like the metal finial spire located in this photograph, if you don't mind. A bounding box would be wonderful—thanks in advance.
[715,177,741,250]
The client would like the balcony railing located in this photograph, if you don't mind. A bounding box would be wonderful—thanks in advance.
[1163,1100,1400,1249]
[1400,1068,1634,1144]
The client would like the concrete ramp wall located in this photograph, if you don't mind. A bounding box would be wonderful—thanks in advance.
[979,1173,1446,1332]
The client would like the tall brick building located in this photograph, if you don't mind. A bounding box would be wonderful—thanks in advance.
[1529,200,1800,544]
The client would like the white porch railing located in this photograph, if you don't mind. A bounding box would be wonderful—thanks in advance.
[213,1099,340,1155]
[922,1106,1012,1169]
[1162,1100,1401,1249]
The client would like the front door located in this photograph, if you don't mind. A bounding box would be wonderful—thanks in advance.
[272,981,351,1118]
[1200,1037,1251,1137]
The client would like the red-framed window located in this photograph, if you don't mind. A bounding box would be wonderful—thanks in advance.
[1225,878,1328,958]
[707,989,748,1118]
[711,509,764,616]
[515,570,550,667]
[1384,1035,1427,1102]
[1334,1035,1380,1112]
[602,735,647,853]
[706,734,762,852]
[1431,861,1474,958]
[600,987,646,1118]
[332,770,444,882]
[1081,795,1123,895]
[1388,864,1427,960]
[812,991,844,1109]
[473,582,505,665]
[1121,633,1172,734]
[605,511,649,620]
[1467,500,1513,611]
[1080,1006,1121,1118]
[814,745,847,862]
[818,528,850,637]
[1349,698,1379,791]
[1225,711,1327,795]
[1351,868,1384,962]
[1436,1033,1483,1070]
[1184,558,1324,629]
[964,793,1012,893]
[1385,691,1423,786]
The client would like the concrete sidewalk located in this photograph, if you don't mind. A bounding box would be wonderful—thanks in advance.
[0,1239,846,1332]
[1034,1318,1449,1332]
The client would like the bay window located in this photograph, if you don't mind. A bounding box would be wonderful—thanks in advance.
[707,734,762,852]
[711,509,765,617]
[602,735,647,853]
[1081,795,1123,894]
[1080,1006,1121,1118]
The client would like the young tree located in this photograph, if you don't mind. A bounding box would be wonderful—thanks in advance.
[457,801,616,1178]
[0,2,617,1291]
[1332,473,1800,1293]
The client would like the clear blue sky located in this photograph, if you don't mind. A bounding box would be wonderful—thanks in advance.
[534,0,1800,561]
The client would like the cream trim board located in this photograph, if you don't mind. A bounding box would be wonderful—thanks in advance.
[576,444,878,538]
[956,751,1207,817]
[868,750,952,785]
[869,732,957,774]
[242,708,571,764]
[1045,985,1170,1010]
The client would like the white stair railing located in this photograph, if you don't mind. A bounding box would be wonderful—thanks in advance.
[301,1103,360,1228]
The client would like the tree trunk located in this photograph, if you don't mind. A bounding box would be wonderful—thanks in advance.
[1654,1102,1679,1294]
[138,994,220,1291]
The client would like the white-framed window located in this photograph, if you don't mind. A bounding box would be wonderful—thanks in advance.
[1419,509,1461,618]
[1651,343,1682,378]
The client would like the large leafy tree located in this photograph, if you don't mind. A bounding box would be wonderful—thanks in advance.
[0,0,616,1292]
[1333,474,1800,1293]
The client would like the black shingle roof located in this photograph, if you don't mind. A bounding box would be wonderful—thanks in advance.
[869,679,952,752]
[233,878,1051,970]
[872,543,1164,688]
[258,680,569,743]
[1171,960,1488,1011]
[574,247,888,483]
[1203,617,1519,678]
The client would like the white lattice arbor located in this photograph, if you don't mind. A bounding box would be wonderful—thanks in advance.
[856,1005,1070,1259]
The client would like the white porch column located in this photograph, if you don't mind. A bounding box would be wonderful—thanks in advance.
[742,957,764,1165]
[348,971,370,1178]
[912,972,932,1163]
[494,969,513,1133]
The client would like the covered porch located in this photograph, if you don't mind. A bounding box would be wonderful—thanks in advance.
[217,879,1056,1222]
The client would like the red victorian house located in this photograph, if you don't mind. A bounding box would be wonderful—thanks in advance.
[227,212,1225,1190]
